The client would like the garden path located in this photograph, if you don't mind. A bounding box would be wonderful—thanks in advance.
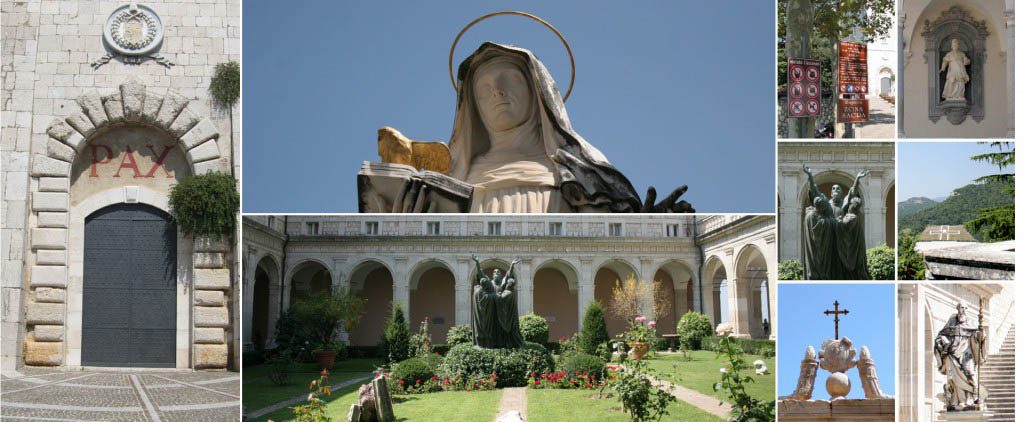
[245,374,370,420]
[647,376,731,420]
[496,387,527,421]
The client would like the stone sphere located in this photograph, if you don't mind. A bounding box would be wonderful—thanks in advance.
[825,372,851,399]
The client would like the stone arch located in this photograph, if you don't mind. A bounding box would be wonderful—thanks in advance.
[593,259,640,337]
[653,259,695,336]
[884,180,896,247]
[24,77,227,368]
[286,259,333,306]
[878,66,894,96]
[409,259,456,343]
[348,259,395,347]
[734,244,770,338]
[533,259,579,341]
[702,255,730,327]
[251,254,281,350]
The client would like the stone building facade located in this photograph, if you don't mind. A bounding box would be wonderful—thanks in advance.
[898,0,1014,138]
[898,283,1015,421]
[777,142,895,264]
[1,0,240,370]
[242,215,776,351]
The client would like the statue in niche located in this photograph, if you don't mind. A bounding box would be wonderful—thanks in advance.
[471,255,524,349]
[940,38,970,102]
[934,302,987,411]
[800,166,870,280]
[358,13,693,213]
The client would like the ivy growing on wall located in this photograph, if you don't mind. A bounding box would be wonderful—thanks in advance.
[168,172,239,239]
[209,61,240,107]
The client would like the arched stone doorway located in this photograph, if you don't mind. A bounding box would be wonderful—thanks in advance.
[349,260,394,347]
[593,260,639,337]
[735,246,769,339]
[879,67,894,96]
[410,260,456,344]
[533,260,578,342]
[251,256,280,350]
[703,257,729,327]
[653,260,695,336]
[289,260,332,306]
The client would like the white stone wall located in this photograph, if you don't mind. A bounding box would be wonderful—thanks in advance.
[777,142,895,263]
[868,21,897,97]
[899,0,1014,137]
[1,0,240,371]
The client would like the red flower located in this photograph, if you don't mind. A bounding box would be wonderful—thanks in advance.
[397,379,404,385]
[490,373,497,380]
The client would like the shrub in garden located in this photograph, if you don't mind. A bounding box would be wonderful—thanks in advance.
[519,314,550,344]
[578,301,611,356]
[867,245,896,280]
[556,352,607,382]
[612,358,675,421]
[389,357,440,394]
[676,311,713,351]
[446,324,473,346]
[380,304,411,364]
[518,342,556,376]
[292,369,330,421]
[409,317,433,358]
[440,343,554,388]
[291,287,365,354]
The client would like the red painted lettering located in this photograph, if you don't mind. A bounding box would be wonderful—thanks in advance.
[144,145,175,178]
[113,145,143,178]
[89,145,114,177]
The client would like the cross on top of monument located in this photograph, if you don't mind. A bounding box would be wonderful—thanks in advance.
[823,300,849,340]
[926,225,962,240]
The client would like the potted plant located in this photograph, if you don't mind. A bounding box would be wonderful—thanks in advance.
[623,316,657,360]
[291,287,365,370]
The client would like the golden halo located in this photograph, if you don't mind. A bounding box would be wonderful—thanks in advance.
[449,11,575,102]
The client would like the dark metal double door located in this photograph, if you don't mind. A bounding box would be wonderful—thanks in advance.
[82,203,177,367]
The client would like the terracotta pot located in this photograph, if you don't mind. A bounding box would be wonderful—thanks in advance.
[314,350,336,370]
[628,342,650,360]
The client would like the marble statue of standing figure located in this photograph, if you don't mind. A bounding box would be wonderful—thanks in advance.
[391,42,692,213]
[941,38,971,101]
[471,255,525,349]
[800,166,870,279]
[934,302,987,411]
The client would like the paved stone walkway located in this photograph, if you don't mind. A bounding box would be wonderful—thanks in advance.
[1,368,239,421]
[496,387,527,421]
[244,375,370,420]
[648,376,731,420]
[853,96,895,138]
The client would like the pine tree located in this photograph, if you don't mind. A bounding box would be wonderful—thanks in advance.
[380,303,411,364]
[579,301,610,356]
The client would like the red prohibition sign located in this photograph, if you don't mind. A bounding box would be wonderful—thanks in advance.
[790,100,805,116]
[807,66,819,81]
[791,65,804,82]
[807,99,819,115]
[807,83,819,98]
[790,83,804,98]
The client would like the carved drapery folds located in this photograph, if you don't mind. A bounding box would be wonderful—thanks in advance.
[922,7,989,125]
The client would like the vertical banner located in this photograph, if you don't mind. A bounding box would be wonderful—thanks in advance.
[788,58,821,118]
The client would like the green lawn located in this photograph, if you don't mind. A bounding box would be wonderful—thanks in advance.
[527,388,722,422]
[243,358,381,412]
[646,351,775,403]
[257,387,503,422]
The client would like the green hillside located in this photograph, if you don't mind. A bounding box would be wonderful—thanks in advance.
[898,197,939,217]
[899,181,1013,238]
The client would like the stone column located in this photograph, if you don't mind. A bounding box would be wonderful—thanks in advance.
[898,5,906,137]
[1006,7,1015,137]
[193,236,232,369]
[517,258,534,316]
[897,285,916,421]
[779,170,802,261]
[576,259,592,331]
[393,257,410,324]
[578,257,595,317]
[639,258,656,319]
[728,277,750,338]
[454,257,471,326]
[241,247,256,352]
[864,174,884,249]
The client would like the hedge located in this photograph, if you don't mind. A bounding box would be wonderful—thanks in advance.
[699,336,776,354]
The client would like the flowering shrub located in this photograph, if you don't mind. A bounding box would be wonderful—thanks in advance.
[291,369,331,422]
[611,358,675,422]
[528,368,613,389]
[558,333,583,355]
[557,352,608,382]
[714,336,775,420]
[622,316,657,344]
[676,311,713,351]
[439,372,497,392]
[409,317,433,358]
[715,322,735,337]
[440,343,553,388]
[388,357,439,394]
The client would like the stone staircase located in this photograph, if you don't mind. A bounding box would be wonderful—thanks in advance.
[981,325,1014,421]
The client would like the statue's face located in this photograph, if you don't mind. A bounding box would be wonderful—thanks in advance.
[831,184,842,199]
[956,304,967,321]
[950,39,960,51]
[473,59,533,132]
[492,269,501,279]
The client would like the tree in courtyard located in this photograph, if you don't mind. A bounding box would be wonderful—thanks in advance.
[380,303,411,365]
[966,142,1015,241]
[607,275,671,324]
[579,301,611,357]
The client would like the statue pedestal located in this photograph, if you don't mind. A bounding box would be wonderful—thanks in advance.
[938,100,970,125]
[937,410,994,421]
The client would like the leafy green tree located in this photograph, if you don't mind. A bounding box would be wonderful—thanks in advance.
[966,142,1015,241]
[898,229,926,280]
[866,245,895,280]
[578,301,610,357]
[380,303,411,364]
[778,260,804,280]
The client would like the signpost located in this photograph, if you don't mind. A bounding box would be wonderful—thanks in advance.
[837,41,868,124]
[788,58,821,118]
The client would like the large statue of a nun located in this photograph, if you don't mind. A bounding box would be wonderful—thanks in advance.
[450,42,688,213]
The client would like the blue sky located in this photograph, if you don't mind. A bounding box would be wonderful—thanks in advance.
[777,283,895,401]
[242,1,774,213]
[898,142,1015,201]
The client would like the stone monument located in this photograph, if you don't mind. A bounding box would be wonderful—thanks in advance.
[358,12,693,213]
[777,301,894,421]
[471,255,525,349]
[934,302,991,419]
[800,166,871,280]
